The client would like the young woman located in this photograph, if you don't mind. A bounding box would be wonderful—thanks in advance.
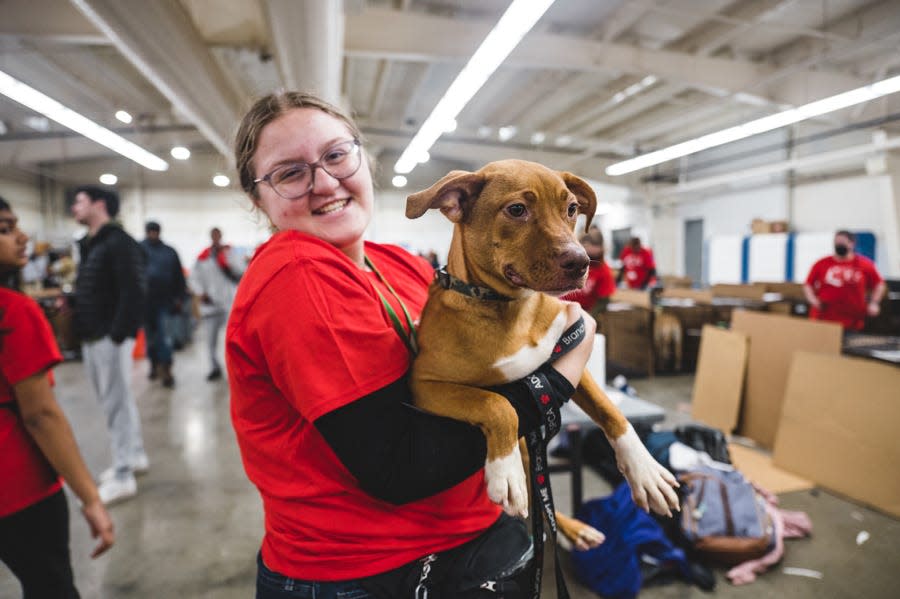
[227,92,597,598]
[0,197,115,597]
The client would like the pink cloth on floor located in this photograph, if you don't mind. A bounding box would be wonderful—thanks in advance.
[726,498,813,585]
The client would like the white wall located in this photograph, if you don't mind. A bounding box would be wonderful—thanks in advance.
[0,178,42,237]
[121,188,271,268]
[652,184,788,277]
[793,175,899,275]
[649,171,900,281]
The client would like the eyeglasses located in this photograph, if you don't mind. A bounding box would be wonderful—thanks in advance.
[253,138,362,200]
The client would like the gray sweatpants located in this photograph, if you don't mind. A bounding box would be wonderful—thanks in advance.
[82,336,146,476]
[206,310,227,372]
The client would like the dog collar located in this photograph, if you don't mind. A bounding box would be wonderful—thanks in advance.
[434,267,512,301]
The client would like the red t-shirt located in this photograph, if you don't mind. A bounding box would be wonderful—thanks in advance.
[805,255,883,330]
[565,261,616,310]
[0,288,63,517]
[619,246,656,289]
[227,230,501,580]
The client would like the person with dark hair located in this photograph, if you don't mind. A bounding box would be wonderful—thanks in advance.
[804,230,886,330]
[228,91,597,598]
[567,228,616,317]
[616,236,657,290]
[190,227,243,381]
[0,196,115,597]
[71,186,148,504]
[140,221,187,388]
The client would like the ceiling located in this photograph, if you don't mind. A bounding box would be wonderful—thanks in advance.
[1,0,899,195]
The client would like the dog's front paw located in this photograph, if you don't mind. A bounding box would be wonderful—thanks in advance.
[612,425,680,517]
[484,445,529,518]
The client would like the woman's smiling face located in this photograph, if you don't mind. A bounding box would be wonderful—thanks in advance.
[252,108,374,260]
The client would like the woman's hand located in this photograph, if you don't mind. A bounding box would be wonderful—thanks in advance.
[81,500,115,558]
[552,302,597,388]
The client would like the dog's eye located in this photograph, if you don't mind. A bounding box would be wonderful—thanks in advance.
[567,202,578,218]
[506,203,527,218]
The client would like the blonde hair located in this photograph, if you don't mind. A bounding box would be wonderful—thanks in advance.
[234,92,364,200]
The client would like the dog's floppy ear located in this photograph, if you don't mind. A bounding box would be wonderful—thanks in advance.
[561,171,597,229]
[406,170,485,223]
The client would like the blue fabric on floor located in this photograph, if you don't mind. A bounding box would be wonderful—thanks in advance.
[571,482,690,599]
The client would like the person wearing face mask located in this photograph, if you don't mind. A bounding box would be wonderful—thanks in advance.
[227,92,599,599]
[803,230,886,330]
[566,228,616,317]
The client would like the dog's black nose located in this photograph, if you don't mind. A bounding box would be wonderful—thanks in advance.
[559,245,590,277]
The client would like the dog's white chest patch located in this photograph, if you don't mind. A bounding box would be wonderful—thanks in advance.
[491,310,568,381]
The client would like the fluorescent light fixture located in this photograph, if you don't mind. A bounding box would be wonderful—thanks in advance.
[555,135,572,147]
[212,174,230,187]
[393,0,556,174]
[0,69,168,171]
[498,126,518,141]
[99,173,117,185]
[392,175,407,188]
[115,110,132,124]
[606,73,900,176]
[531,131,546,144]
[170,146,191,160]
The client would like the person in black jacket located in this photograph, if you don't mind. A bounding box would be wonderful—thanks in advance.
[71,185,148,505]
[140,221,186,388]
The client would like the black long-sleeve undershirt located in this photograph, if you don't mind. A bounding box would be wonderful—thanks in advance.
[314,365,575,505]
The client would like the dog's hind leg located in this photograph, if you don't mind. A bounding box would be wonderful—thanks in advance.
[556,512,605,551]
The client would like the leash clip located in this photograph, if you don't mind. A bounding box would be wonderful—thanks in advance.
[481,580,498,592]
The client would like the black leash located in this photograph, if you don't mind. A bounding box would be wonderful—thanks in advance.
[522,315,587,599]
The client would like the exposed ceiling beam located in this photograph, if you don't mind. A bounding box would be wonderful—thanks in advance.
[344,7,865,108]
[70,0,243,158]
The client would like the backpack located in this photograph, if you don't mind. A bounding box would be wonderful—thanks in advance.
[677,465,773,566]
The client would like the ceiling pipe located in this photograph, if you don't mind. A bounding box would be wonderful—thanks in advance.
[265,0,344,105]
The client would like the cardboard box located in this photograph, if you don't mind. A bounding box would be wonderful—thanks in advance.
[773,352,900,518]
[769,220,789,233]
[611,289,653,309]
[712,283,769,301]
[760,282,808,302]
[730,311,842,448]
[691,325,748,433]
[751,218,771,234]
[661,275,693,289]
[661,288,714,305]
[599,307,654,376]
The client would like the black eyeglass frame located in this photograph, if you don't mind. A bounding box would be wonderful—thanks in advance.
[252,138,362,200]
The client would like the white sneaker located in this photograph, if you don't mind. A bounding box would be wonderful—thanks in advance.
[99,455,149,483]
[132,453,150,475]
[98,474,137,505]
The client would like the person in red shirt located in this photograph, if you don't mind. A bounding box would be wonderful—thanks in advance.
[804,230,886,330]
[566,228,616,316]
[617,237,657,290]
[228,92,596,598]
[0,197,114,597]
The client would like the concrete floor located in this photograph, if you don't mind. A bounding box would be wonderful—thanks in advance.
[2,332,898,598]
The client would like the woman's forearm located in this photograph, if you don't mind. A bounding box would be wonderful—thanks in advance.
[16,375,101,507]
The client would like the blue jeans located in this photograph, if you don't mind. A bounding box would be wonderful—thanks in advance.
[256,553,375,599]
[145,304,173,366]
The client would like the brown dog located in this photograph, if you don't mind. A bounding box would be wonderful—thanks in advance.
[406,160,679,549]
[654,310,683,372]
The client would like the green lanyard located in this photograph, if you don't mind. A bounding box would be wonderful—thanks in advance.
[365,255,419,356]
